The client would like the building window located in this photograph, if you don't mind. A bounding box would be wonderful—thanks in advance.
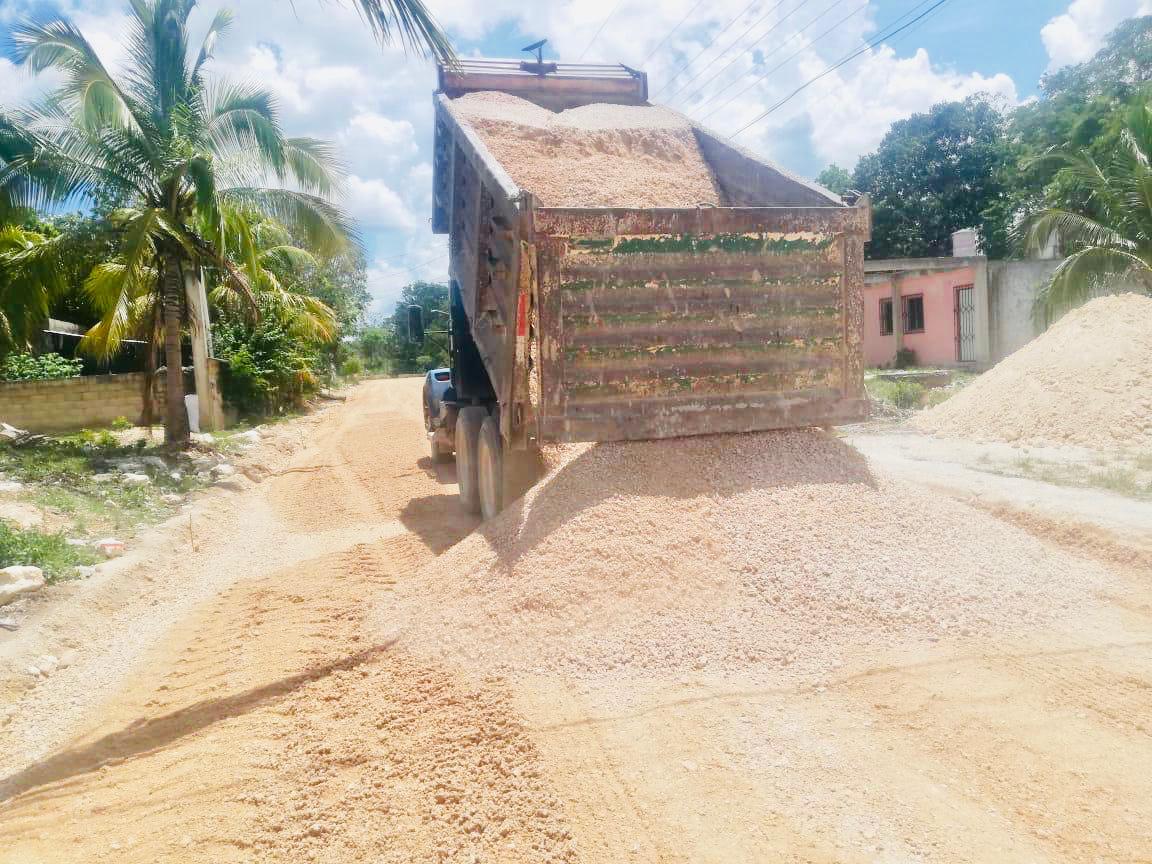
[902,294,925,333]
[879,298,893,336]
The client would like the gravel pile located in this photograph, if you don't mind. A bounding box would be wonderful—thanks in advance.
[452,91,722,207]
[392,430,1105,681]
[915,293,1152,450]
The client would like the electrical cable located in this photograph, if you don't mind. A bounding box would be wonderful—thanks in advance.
[639,0,711,66]
[578,0,627,61]
[697,0,868,122]
[677,0,853,108]
[651,0,760,97]
[730,0,951,136]
[662,0,795,104]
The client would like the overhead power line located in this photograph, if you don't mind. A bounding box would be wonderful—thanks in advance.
[676,0,852,108]
[731,0,952,136]
[662,0,794,104]
[578,0,627,61]
[640,0,711,66]
[651,0,760,98]
[697,0,868,123]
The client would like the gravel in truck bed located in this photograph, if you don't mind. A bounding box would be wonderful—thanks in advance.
[452,91,722,208]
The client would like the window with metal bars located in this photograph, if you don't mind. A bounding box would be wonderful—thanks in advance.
[902,295,925,333]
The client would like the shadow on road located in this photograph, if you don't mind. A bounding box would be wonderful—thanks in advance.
[0,640,398,805]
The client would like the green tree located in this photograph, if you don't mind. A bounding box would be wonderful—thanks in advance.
[388,281,449,373]
[0,1,353,443]
[853,97,1017,259]
[815,165,853,196]
[1014,17,1152,215]
[1021,98,1152,321]
[0,222,69,354]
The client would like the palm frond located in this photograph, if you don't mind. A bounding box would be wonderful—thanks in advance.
[1036,245,1152,324]
[281,137,345,197]
[1021,209,1133,258]
[220,187,357,258]
[80,208,161,359]
[192,8,234,80]
[344,0,456,63]
[10,16,138,132]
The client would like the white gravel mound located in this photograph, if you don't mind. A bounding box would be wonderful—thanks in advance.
[394,430,1107,680]
[915,292,1152,450]
[452,91,721,208]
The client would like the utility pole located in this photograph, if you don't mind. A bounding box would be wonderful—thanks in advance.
[184,268,220,432]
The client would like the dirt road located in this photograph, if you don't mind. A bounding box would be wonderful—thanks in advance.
[0,378,1149,862]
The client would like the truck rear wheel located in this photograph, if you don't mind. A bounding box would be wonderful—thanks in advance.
[455,406,486,514]
[477,415,503,521]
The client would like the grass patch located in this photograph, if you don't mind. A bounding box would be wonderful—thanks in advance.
[0,431,213,541]
[0,522,98,583]
[998,458,1152,500]
[867,378,926,409]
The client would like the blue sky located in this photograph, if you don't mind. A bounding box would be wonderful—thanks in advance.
[1,0,1147,317]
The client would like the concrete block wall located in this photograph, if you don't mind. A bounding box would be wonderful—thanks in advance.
[0,373,151,433]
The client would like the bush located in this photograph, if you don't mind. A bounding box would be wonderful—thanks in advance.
[0,522,97,582]
[341,356,364,377]
[868,378,926,409]
[894,347,918,369]
[213,300,321,417]
[0,352,83,381]
[111,416,132,430]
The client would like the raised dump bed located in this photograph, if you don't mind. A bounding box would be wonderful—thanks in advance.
[425,59,870,517]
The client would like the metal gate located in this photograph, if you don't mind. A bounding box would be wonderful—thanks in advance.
[955,285,976,363]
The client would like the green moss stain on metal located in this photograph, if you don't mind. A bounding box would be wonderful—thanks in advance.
[571,233,836,256]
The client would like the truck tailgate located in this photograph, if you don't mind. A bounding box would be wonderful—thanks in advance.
[532,207,869,442]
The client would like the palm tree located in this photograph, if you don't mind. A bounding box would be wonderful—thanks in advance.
[1023,98,1152,322]
[1,1,354,443]
[342,0,455,61]
[0,223,68,355]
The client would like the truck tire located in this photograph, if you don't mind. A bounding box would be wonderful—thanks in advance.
[477,415,504,521]
[455,406,485,514]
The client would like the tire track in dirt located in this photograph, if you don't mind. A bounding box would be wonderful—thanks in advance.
[0,380,579,863]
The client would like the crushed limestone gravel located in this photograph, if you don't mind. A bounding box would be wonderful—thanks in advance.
[451,91,722,208]
[915,292,1152,450]
[390,429,1108,682]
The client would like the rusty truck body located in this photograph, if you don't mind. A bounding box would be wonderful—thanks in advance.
[426,59,870,518]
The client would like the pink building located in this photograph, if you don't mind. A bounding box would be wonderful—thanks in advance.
[863,257,988,368]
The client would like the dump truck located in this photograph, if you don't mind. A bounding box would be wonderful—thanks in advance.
[421,58,870,519]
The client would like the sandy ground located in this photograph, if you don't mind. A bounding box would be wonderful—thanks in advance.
[0,378,1149,863]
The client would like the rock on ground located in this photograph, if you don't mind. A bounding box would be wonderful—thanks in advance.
[0,566,45,606]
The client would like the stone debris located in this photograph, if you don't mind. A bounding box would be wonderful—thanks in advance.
[120,473,151,486]
[0,480,25,495]
[0,566,46,606]
[94,538,125,558]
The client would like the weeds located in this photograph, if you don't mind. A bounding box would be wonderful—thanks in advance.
[867,378,926,409]
[0,522,98,582]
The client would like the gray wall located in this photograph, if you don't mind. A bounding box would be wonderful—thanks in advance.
[988,260,1059,363]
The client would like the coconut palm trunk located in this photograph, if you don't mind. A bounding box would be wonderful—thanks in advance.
[161,259,189,443]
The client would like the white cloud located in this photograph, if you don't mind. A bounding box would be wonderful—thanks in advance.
[1,0,1033,270]
[790,47,1019,168]
[344,175,417,230]
[366,237,449,319]
[1042,0,1152,69]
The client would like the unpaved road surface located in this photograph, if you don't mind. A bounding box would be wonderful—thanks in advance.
[1,378,1150,863]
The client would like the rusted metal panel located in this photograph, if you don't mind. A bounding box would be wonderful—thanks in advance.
[533,209,869,442]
